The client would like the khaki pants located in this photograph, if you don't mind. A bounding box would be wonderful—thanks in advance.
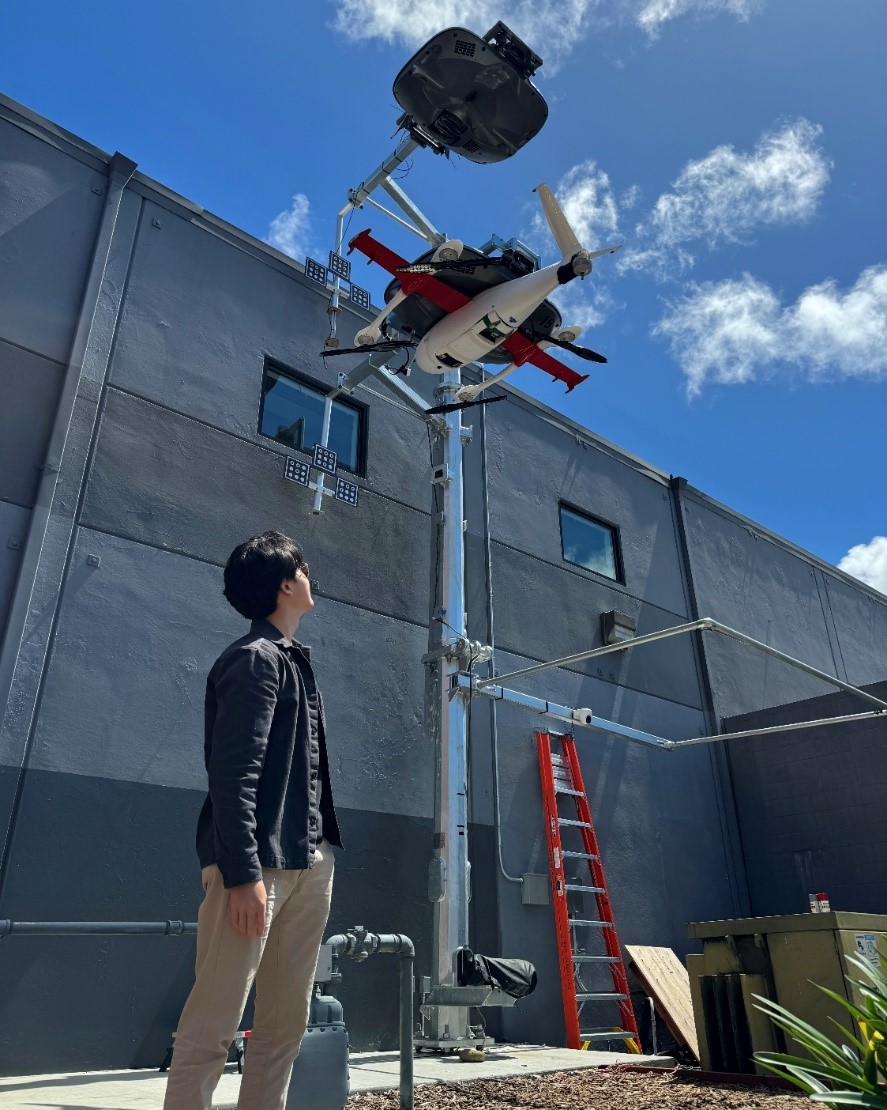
[163,841,335,1110]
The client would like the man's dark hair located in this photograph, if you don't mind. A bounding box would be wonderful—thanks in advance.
[223,531,304,620]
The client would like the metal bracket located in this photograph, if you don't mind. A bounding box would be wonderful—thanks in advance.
[431,464,452,486]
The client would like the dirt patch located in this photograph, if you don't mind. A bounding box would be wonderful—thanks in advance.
[347,1067,812,1110]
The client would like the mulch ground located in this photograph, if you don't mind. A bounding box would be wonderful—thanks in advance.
[347,1067,813,1110]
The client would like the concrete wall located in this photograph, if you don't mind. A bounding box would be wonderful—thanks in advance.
[0,92,882,1074]
[676,481,887,718]
[723,681,887,916]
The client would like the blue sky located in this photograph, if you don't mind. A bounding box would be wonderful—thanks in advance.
[3,1,885,589]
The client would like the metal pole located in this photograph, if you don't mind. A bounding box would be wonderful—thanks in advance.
[480,618,887,713]
[398,944,415,1110]
[705,619,887,710]
[477,619,712,688]
[673,708,887,747]
[428,370,472,1045]
[323,929,414,1110]
[0,920,196,937]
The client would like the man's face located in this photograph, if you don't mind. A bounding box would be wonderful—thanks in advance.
[280,564,314,616]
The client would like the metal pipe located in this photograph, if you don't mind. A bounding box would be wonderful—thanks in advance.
[673,709,887,747]
[479,618,887,713]
[362,195,427,240]
[703,620,887,711]
[477,620,712,688]
[378,177,445,247]
[429,372,472,1045]
[397,938,415,1110]
[478,384,521,886]
[323,929,415,1110]
[457,676,674,749]
[0,919,196,937]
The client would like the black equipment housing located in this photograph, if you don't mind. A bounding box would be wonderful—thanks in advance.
[392,23,548,164]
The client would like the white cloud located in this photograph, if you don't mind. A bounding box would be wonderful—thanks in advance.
[550,282,618,334]
[620,120,830,279]
[330,1,596,73]
[654,265,887,396]
[266,193,314,261]
[839,537,887,596]
[328,0,761,70]
[636,0,760,38]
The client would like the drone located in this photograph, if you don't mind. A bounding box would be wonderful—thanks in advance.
[324,184,620,407]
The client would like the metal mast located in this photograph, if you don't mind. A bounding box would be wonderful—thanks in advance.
[424,369,475,1047]
[305,147,482,1049]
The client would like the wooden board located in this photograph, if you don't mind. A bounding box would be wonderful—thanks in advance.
[626,945,699,1059]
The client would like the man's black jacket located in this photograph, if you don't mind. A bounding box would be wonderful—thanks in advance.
[196,619,342,888]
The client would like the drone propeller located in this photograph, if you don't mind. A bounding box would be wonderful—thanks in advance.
[321,339,414,358]
[395,257,504,276]
[426,394,508,416]
[546,334,608,364]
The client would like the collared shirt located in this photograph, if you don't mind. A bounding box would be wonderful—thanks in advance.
[195,619,343,888]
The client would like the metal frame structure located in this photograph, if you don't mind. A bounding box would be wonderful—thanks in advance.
[302,136,887,1055]
[468,617,887,748]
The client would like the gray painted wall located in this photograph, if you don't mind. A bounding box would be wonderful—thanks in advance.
[0,92,883,1075]
[723,682,887,917]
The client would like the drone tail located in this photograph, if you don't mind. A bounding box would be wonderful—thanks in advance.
[535,183,583,261]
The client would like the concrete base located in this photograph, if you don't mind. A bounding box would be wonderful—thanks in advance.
[0,1044,675,1108]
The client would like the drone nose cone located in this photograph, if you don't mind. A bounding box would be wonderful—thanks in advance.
[572,252,592,277]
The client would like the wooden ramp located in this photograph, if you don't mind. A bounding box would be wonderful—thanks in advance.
[626,945,699,1059]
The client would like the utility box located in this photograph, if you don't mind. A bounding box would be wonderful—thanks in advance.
[686,913,887,1074]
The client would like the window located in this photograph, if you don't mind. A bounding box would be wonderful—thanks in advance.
[559,503,621,581]
[259,362,367,475]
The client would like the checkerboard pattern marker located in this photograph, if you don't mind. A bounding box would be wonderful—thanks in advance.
[304,258,328,286]
[312,444,338,475]
[284,457,310,485]
[328,251,351,281]
[349,284,370,311]
[335,478,359,507]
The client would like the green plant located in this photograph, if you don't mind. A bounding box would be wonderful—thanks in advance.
[753,942,887,1109]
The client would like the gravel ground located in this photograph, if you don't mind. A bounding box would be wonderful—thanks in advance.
[347,1067,812,1110]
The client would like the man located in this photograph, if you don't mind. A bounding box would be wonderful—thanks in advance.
[164,530,342,1110]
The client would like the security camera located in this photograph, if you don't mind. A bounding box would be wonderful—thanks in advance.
[571,708,593,727]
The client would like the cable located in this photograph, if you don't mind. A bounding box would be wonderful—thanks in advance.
[479,375,523,886]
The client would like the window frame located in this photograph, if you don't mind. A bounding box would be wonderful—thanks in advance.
[258,358,369,478]
[558,501,624,584]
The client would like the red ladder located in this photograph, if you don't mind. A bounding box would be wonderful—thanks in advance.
[536,729,640,1052]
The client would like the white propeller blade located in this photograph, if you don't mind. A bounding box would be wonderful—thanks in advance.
[588,244,622,260]
[535,183,583,260]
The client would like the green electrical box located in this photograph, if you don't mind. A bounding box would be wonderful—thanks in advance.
[686,912,887,1074]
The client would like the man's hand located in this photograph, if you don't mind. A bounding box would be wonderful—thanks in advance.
[228,879,268,937]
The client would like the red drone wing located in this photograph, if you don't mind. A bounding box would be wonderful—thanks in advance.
[501,333,589,392]
[349,229,589,392]
[348,230,471,314]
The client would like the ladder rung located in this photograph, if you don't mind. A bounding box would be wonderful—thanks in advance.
[565,884,606,893]
[559,819,593,828]
[580,1030,634,1040]
[562,851,600,860]
[576,992,629,1001]
[568,919,614,928]
[555,786,584,796]
[572,955,620,963]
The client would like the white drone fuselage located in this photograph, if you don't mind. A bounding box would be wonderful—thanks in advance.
[350,184,619,401]
[413,263,561,375]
